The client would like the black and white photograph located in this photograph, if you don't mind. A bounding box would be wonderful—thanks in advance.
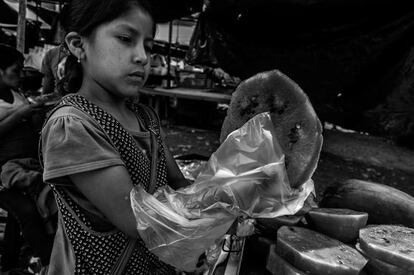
[0,0,413,274]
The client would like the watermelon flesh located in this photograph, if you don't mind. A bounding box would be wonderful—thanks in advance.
[267,244,308,275]
[359,225,414,271]
[220,70,323,188]
[277,226,367,275]
[355,243,409,275]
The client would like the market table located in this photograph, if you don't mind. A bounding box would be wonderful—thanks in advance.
[138,86,233,117]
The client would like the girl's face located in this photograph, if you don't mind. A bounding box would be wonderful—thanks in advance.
[82,6,154,99]
[0,61,23,89]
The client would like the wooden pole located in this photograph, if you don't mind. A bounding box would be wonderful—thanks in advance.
[17,0,27,53]
[167,20,173,88]
[36,0,39,22]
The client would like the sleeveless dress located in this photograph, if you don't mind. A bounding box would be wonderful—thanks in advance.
[40,94,176,274]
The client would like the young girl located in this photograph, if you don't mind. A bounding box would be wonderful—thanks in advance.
[40,0,189,274]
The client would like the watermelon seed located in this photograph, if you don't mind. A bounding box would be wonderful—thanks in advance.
[288,123,302,146]
[381,237,391,244]
[336,255,345,264]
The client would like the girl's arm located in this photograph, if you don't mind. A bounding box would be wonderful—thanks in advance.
[69,151,189,239]
[69,165,140,239]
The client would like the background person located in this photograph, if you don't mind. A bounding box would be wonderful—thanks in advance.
[0,43,54,273]
[40,5,69,95]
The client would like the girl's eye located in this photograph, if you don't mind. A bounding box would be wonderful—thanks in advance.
[117,36,132,43]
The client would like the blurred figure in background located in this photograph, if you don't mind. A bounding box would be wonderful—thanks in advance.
[40,5,69,95]
[0,44,54,274]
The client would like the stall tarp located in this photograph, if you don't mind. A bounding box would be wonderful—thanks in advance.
[192,0,414,146]
[155,20,196,46]
[27,3,58,27]
[2,0,51,29]
[151,0,203,23]
[0,0,18,26]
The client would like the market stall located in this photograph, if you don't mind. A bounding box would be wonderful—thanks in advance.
[197,0,414,147]
[1,1,413,275]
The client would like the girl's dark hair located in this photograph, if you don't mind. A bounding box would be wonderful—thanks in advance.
[59,0,154,95]
[0,44,24,70]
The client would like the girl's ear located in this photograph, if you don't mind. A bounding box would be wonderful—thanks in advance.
[65,32,85,60]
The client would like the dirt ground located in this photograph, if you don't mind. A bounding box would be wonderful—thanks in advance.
[164,122,414,199]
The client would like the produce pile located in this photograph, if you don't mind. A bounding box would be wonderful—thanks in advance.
[220,70,414,275]
[265,179,414,275]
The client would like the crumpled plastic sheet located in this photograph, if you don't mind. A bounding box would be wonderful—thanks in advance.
[131,112,315,272]
[175,159,206,182]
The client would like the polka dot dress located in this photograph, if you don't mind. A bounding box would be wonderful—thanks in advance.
[41,94,176,274]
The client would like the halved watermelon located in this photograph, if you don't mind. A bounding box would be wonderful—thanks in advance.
[355,242,409,275]
[267,244,307,275]
[359,225,414,271]
[306,208,368,243]
[277,226,367,275]
[220,70,323,188]
[320,179,414,227]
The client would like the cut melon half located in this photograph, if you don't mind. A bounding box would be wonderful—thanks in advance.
[220,70,323,188]
[277,226,367,275]
[355,242,409,275]
[267,244,307,275]
[306,208,368,243]
[359,225,414,271]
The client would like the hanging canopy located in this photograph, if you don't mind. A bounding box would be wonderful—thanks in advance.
[0,0,51,29]
[194,0,414,146]
[155,18,196,46]
[150,0,203,23]
[27,2,58,26]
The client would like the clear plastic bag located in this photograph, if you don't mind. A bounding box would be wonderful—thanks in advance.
[130,112,314,272]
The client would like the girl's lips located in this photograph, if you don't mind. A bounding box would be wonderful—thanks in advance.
[125,74,144,85]
[127,75,143,80]
[129,71,145,77]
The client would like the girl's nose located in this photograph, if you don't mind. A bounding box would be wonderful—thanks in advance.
[132,45,149,65]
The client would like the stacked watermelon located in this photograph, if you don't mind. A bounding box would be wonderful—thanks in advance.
[265,204,414,274]
[264,208,369,275]
[264,182,414,275]
[221,70,414,274]
[319,180,414,274]
[356,225,414,275]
